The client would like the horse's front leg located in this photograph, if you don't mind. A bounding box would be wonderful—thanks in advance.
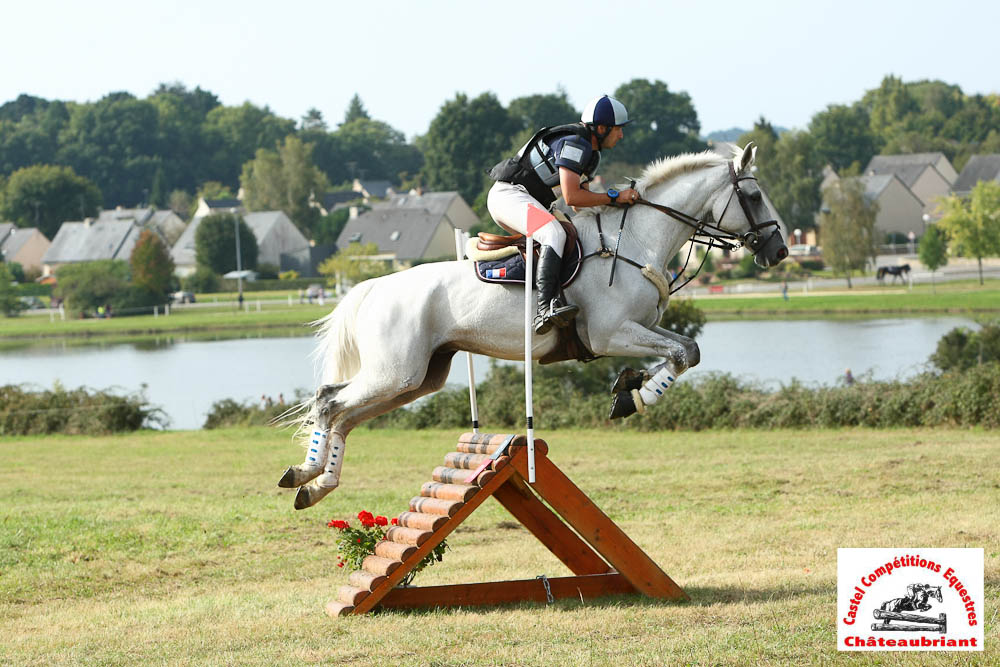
[594,321,700,419]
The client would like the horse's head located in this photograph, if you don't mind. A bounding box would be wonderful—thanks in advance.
[710,143,788,268]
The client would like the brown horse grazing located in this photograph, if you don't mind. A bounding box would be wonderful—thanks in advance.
[877,264,911,284]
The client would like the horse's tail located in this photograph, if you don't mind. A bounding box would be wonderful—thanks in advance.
[281,281,375,444]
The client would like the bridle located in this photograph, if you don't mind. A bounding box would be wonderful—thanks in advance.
[587,161,781,294]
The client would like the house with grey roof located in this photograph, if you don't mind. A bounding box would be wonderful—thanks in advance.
[1,224,50,273]
[171,210,312,276]
[192,197,245,219]
[335,191,477,267]
[312,190,363,216]
[97,207,186,246]
[352,179,396,201]
[41,219,144,276]
[858,173,926,238]
[864,153,957,215]
[952,154,1000,196]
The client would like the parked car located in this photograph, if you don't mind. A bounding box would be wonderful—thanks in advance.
[18,295,45,309]
[171,291,196,304]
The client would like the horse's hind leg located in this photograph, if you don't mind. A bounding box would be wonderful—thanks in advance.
[276,382,348,489]
[293,350,456,510]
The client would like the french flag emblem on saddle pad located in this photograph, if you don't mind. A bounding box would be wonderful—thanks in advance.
[473,236,583,289]
[484,267,507,279]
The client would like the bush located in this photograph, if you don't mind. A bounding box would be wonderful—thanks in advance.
[183,266,221,294]
[257,263,279,279]
[733,253,764,279]
[930,321,1000,372]
[659,297,705,339]
[798,259,825,271]
[203,393,305,429]
[0,383,164,434]
[279,270,300,280]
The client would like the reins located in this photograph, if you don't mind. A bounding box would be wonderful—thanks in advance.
[578,162,779,295]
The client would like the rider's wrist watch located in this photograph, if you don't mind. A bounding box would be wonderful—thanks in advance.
[607,188,619,204]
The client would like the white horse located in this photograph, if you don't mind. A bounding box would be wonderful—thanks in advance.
[280,143,786,509]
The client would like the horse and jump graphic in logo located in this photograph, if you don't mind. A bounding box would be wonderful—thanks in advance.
[872,584,947,634]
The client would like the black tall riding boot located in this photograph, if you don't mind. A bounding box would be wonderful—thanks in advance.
[534,246,579,335]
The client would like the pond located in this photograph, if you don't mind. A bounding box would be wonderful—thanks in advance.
[0,317,978,430]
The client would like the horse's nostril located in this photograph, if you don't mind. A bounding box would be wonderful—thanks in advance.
[776,247,788,260]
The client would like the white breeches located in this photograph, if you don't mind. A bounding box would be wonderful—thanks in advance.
[487,181,566,257]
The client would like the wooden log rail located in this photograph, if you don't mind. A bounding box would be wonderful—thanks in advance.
[324,433,685,617]
[871,610,946,633]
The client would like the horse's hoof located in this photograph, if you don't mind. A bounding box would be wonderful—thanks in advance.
[294,482,338,510]
[609,390,637,420]
[611,367,644,394]
[277,465,321,488]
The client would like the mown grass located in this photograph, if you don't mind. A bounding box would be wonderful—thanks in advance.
[694,282,1000,318]
[1,427,997,665]
[0,303,331,340]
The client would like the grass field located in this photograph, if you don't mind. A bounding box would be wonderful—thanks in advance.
[1,427,997,665]
[693,281,1000,318]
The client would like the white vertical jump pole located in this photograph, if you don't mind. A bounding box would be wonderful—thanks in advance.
[524,234,536,483]
[454,229,480,434]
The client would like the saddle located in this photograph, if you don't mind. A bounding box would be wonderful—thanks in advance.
[468,215,595,365]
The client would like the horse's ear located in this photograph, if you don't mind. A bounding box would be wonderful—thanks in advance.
[737,142,756,173]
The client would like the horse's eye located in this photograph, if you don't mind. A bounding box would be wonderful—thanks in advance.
[749,191,762,202]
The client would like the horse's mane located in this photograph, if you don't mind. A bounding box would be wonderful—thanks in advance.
[636,149,735,195]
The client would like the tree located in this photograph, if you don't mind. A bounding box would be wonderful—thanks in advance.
[611,78,705,164]
[507,91,578,131]
[240,135,331,234]
[740,124,824,232]
[809,104,878,172]
[936,181,1000,285]
[819,178,878,288]
[342,94,370,125]
[300,108,328,132]
[202,102,296,186]
[53,260,131,316]
[130,230,175,299]
[168,189,193,220]
[326,118,423,185]
[0,164,102,238]
[420,92,518,204]
[0,262,25,317]
[150,166,168,208]
[318,242,391,287]
[918,224,948,292]
[195,213,258,274]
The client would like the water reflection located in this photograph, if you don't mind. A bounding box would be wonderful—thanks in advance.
[0,317,979,431]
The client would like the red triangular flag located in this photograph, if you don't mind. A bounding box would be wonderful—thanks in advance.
[525,205,555,236]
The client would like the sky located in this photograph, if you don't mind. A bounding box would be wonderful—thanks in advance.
[3,0,998,141]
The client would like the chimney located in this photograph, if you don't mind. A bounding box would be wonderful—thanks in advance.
[349,206,359,219]
[84,218,93,228]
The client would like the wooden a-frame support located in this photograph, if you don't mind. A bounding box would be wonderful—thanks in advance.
[326,433,687,616]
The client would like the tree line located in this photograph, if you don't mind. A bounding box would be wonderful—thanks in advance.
[738,75,1000,234]
[0,80,702,240]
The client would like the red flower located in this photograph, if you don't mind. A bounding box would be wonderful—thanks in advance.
[360,516,376,528]
[357,538,362,543]
[390,517,398,526]
[357,510,374,523]
[337,562,344,568]
[374,515,388,526]
[328,519,349,531]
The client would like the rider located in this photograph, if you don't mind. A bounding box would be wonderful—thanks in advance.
[486,95,641,334]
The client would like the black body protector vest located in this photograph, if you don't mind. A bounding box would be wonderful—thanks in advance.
[488,123,601,208]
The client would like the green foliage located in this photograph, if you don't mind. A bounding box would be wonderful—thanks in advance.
[256,263,279,279]
[0,383,163,434]
[0,262,26,316]
[342,94,369,125]
[936,181,1000,285]
[149,166,168,208]
[313,207,355,245]
[734,252,765,279]
[507,90,578,131]
[818,178,878,287]
[0,164,102,238]
[930,321,1000,372]
[194,213,258,274]
[420,92,518,204]
[129,230,174,299]
[182,265,220,293]
[54,260,130,315]
[611,79,705,163]
[328,513,447,585]
[168,189,193,220]
[809,104,878,172]
[202,101,296,187]
[6,261,25,283]
[278,270,299,280]
[240,135,331,234]
[318,242,391,285]
[918,224,948,281]
[659,297,706,339]
[202,398,286,429]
